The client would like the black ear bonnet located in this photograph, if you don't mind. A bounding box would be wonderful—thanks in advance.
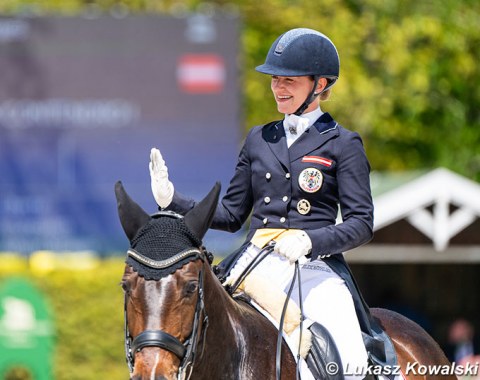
[126,215,202,281]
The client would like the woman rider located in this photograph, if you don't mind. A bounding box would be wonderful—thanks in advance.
[149,28,392,379]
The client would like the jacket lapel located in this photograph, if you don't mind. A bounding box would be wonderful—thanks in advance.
[288,113,339,162]
[262,121,290,169]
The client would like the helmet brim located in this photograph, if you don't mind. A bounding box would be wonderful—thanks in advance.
[255,63,310,77]
[255,64,338,79]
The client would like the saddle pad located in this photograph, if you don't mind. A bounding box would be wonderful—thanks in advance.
[248,298,315,380]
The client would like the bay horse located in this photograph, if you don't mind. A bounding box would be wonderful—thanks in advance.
[115,181,455,380]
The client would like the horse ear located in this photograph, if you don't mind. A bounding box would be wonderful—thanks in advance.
[115,181,151,242]
[184,182,221,241]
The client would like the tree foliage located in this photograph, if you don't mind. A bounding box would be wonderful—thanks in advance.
[1,0,479,181]
[238,0,480,180]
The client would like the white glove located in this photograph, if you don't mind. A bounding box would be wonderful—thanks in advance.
[149,148,174,208]
[274,231,312,263]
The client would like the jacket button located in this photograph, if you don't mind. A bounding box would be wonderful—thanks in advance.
[280,217,286,223]
[285,173,291,179]
[266,172,272,180]
[263,218,268,225]
[282,196,288,202]
[264,196,271,204]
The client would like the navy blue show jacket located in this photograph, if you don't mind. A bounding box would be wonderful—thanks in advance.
[168,112,374,260]
[166,114,398,365]
[168,112,386,343]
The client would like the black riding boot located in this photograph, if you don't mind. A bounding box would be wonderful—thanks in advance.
[306,322,345,380]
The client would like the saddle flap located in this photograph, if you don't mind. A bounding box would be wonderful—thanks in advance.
[363,329,398,380]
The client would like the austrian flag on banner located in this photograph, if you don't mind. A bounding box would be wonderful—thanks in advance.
[177,54,226,93]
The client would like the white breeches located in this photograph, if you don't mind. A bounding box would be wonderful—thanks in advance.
[227,244,369,380]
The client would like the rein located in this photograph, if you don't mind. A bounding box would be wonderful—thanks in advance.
[226,241,276,295]
[276,261,303,380]
[124,246,209,380]
[226,242,305,380]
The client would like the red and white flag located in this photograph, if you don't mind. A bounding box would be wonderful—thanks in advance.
[177,54,225,94]
[302,156,334,168]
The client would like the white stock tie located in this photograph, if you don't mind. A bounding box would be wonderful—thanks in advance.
[283,114,310,147]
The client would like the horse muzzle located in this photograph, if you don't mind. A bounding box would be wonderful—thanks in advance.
[130,346,181,380]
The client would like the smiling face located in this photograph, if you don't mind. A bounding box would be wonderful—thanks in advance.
[271,75,327,115]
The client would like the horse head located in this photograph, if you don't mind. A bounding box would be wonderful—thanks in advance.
[115,181,220,380]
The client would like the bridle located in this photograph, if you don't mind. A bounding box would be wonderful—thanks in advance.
[124,247,208,380]
[123,212,209,380]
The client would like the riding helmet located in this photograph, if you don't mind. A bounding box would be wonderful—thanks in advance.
[256,28,339,115]
[255,28,339,79]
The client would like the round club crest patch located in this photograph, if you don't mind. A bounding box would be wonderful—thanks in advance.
[299,167,323,193]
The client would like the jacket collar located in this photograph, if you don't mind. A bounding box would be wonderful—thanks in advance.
[263,113,339,168]
[288,112,339,162]
[262,120,290,169]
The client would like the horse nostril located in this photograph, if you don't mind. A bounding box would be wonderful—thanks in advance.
[130,375,167,380]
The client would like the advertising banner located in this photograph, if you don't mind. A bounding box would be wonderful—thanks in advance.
[0,15,243,254]
[0,277,54,379]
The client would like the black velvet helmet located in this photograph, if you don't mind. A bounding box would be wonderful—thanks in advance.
[255,28,339,79]
[256,28,340,115]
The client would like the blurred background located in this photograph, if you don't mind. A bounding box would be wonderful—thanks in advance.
[0,0,479,379]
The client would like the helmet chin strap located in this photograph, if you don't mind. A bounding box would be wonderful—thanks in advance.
[293,76,337,116]
[293,76,321,116]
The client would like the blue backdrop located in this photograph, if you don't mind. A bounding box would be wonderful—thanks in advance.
[0,15,245,255]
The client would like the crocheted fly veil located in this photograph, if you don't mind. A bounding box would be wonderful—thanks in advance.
[115,180,221,281]
[127,216,202,280]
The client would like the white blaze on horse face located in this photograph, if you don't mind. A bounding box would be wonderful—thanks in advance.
[150,352,160,380]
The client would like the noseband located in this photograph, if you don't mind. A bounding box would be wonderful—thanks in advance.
[124,213,209,380]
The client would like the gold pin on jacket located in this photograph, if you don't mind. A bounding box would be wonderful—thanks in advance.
[297,199,311,215]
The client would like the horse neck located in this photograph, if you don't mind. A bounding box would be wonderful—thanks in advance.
[196,262,290,379]
[202,261,241,332]
[199,262,259,362]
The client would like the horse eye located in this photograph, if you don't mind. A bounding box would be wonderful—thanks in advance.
[121,281,130,293]
[184,281,198,296]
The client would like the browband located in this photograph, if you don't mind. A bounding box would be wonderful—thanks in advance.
[127,247,203,269]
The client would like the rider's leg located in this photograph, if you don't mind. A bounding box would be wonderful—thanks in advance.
[289,260,369,380]
[225,247,370,379]
[224,243,295,289]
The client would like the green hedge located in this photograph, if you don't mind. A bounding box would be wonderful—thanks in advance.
[0,257,127,380]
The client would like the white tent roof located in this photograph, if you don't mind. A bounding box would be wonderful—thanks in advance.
[372,168,480,251]
[345,168,480,263]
